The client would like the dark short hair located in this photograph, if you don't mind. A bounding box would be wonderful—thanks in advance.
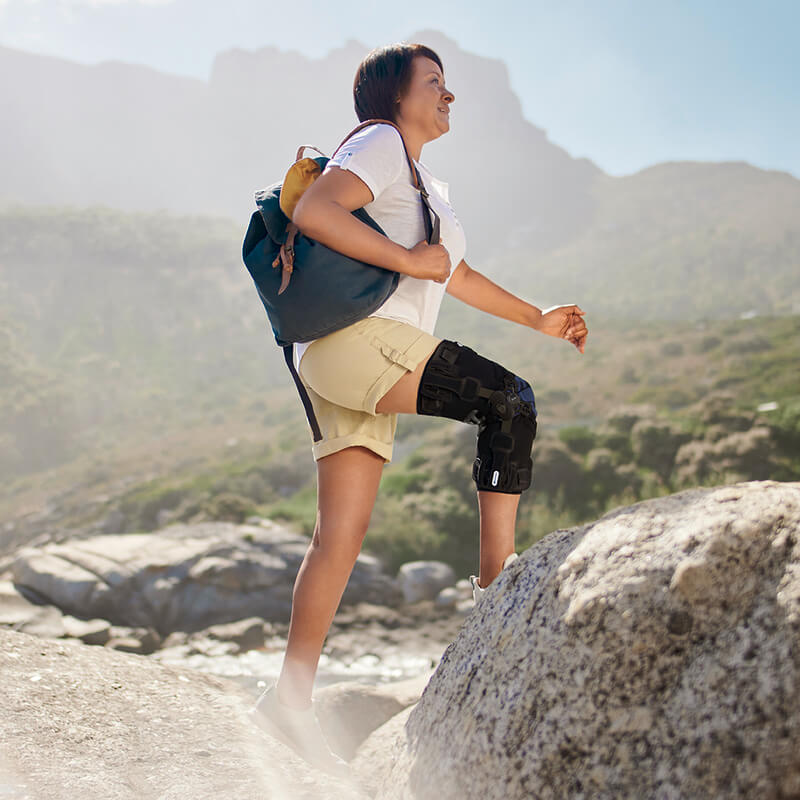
[353,43,444,124]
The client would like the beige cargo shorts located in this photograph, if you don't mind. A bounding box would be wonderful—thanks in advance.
[297,316,442,463]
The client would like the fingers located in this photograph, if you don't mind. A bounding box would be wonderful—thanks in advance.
[565,310,588,352]
[566,319,588,337]
[571,330,588,353]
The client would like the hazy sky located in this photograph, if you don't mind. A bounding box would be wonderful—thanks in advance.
[1,0,797,179]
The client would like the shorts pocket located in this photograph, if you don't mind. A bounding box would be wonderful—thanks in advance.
[368,335,419,371]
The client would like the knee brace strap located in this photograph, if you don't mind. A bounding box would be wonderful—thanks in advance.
[416,340,538,494]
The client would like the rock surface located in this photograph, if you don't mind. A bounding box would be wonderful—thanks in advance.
[0,626,434,800]
[375,481,800,800]
[0,628,372,799]
[10,519,402,632]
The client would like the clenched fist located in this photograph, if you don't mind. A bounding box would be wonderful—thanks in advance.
[405,239,451,283]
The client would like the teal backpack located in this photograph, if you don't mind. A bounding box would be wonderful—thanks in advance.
[241,118,440,441]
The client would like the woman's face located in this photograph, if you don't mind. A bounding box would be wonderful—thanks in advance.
[396,56,455,140]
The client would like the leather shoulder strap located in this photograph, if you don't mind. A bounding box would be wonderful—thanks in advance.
[322,117,442,246]
[331,118,423,191]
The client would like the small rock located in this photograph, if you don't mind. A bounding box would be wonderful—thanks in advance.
[434,587,459,609]
[107,637,148,654]
[397,561,456,604]
[204,617,266,652]
[61,615,111,646]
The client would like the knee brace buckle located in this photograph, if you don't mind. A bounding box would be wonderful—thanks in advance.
[488,388,516,421]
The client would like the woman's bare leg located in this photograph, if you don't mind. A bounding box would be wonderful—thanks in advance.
[276,445,385,710]
[475,491,519,588]
[376,347,519,589]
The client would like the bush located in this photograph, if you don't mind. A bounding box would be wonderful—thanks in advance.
[607,405,656,434]
[725,335,772,355]
[598,430,634,463]
[558,426,596,456]
[381,470,432,497]
[769,399,800,458]
[363,495,448,575]
[687,393,754,431]
[585,447,625,503]
[631,419,692,483]
[660,341,684,357]
[119,482,196,531]
[201,492,257,523]
[531,441,592,514]
[266,485,318,536]
[695,335,722,354]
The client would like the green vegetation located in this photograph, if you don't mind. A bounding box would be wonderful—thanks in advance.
[1,203,799,581]
[39,389,794,579]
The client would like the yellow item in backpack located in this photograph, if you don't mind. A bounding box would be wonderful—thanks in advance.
[278,145,326,220]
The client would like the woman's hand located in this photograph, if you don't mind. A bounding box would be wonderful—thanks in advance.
[534,304,588,353]
[404,239,452,284]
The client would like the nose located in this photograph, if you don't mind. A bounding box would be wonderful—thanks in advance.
[441,86,454,104]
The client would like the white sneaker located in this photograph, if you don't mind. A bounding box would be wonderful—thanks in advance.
[469,552,519,604]
[248,684,351,779]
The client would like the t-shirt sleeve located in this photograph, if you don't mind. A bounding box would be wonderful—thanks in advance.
[323,123,406,202]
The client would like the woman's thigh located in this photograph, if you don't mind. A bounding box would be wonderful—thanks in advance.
[313,445,385,555]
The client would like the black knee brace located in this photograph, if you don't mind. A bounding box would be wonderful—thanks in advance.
[416,339,538,494]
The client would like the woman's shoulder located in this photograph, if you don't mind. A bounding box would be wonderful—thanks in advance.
[342,122,406,158]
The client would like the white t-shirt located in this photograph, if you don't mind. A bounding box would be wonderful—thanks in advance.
[293,122,467,373]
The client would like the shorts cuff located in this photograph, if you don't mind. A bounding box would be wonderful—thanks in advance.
[312,433,394,464]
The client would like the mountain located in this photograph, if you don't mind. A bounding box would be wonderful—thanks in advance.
[1,31,799,485]
[0,30,599,263]
[492,161,800,318]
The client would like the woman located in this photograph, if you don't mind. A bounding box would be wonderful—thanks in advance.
[251,42,588,775]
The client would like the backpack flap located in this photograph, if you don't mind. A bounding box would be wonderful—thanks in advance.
[254,182,290,247]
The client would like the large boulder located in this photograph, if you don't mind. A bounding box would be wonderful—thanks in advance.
[375,481,800,800]
[10,519,402,634]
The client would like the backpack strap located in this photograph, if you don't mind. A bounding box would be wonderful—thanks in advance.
[331,118,441,246]
[283,344,323,442]
[412,162,439,245]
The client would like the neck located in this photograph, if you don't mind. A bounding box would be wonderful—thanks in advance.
[394,122,424,162]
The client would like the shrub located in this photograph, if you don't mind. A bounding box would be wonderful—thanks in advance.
[725,335,772,355]
[558,426,596,456]
[607,404,657,434]
[768,399,800,458]
[364,494,452,575]
[381,470,432,497]
[631,419,692,483]
[660,341,684,357]
[201,492,257,523]
[598,430,634,463]
[695,335,722,353]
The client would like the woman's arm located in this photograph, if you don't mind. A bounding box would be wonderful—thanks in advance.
[293,166,450,282]
[446,259,588,352]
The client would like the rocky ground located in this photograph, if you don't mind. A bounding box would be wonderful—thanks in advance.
[1,627,405,799]
[3,481,799,800]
